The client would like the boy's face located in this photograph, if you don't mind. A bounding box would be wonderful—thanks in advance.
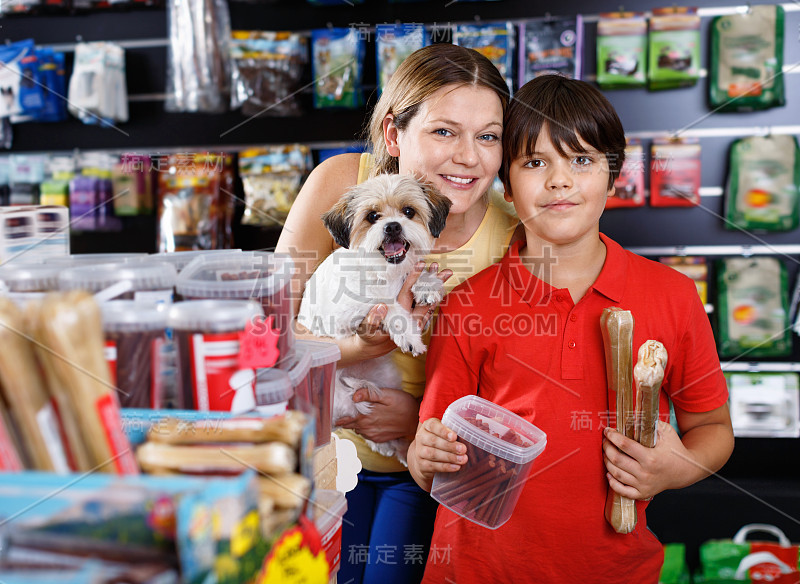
[505,127,615,248]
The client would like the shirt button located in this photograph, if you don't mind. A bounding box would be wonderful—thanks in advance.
[568,340,576,349]
[569,314,577,322]
[555,293,563,302]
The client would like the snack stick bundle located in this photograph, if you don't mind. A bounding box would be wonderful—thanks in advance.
[35,291,139,474]
[0,297,71,471]
[135,441,297,475]
[633,340,668,448]
[147,412,307,448]
[600,307,637,534]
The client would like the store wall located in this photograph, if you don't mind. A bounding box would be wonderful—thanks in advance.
[8,0,800,568]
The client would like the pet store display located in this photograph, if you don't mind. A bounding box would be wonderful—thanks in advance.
[376,24,427,96]
[165,0,231,113]
[716,256,792,359]
[647,6,701,90]
[311,27,366,109]
[724,134,800,232]
[727,372,800,438]
[596,11,648,89]
[709,4,785,112]
[650,137,702,207]
[230,31,307,117]
[518,15,582,84]
[452,22,515,94]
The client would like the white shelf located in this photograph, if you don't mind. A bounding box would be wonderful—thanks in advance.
[722,362,800,373]
[627,245,800,257]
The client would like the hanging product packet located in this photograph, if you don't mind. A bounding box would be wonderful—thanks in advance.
[112,154,155,216]
[716,256,792,359]
[650,137,702,207]
[453,22,515,94]
[230,31,307,118]
[239,144,313,227]
[606,138,645,208]
[659,256,708,305]
[647,6,701,91]
[156,153,235,252]
[311,28,365,109]
[596,11,648,89]
[0,40,45,120]
[724,134,800,233]
[518,15,582,85]
[726,372,800,438]
[67,42,129,126]
[35,49,68,123]
[376,24,427,96]
[709,5,785,112]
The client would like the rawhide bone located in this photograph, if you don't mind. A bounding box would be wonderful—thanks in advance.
[633,340,667,449]
[136,441,296,475]
[600,307,637,534]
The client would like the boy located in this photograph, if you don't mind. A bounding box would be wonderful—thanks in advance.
[407,75,734,583]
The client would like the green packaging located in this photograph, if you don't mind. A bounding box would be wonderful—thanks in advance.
[596,11,647,89]
[647,7,701,91]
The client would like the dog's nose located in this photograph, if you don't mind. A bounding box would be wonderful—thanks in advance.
[383,222,402,237]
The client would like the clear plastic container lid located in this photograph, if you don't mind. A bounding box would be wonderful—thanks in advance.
[441,395,547,465]
[58,261,178,293]
[254,368,294,405]
[175,250,293,299]
[286,345,313,387]
[0,262,61,292]
[313,489,348,534]
[101,300,169,333]
[45,253,150,266]
[167,299,264,333]
[296,339,341,368]
[151,249,243,273]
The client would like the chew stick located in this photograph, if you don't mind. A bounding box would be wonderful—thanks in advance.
[136,441,297,475]
[147,412,307,448]
[633,340,668,448]
[600,307,637,534]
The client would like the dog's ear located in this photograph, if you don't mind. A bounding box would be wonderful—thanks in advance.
[321,194,353,249]
[421,181,452,238]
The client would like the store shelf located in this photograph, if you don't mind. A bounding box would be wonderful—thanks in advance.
[721,362,800,373]
[627,245,800,257]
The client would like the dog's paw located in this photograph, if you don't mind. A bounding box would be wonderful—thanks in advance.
[390,331,427,356]
[412,270,445,305]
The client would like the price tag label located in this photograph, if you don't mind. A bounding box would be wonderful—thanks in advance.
[238,316,280,370]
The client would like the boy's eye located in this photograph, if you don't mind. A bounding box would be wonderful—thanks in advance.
[574,155,593,166]
[367,211,380,224]
[523,159,544,168]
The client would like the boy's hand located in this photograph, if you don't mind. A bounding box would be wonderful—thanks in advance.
[602,421,689,500]
[407,418,467,492]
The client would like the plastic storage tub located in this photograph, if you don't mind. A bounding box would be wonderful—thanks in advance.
[286,347,312,414]
[45,253,149,266]
[167,300,263,411]
[254,368,294,417]
[431,395,547,529]
[175,251,295,368]
[0,262,60,305]
[296,339,340,447]
[58,261,177,304]
[313,489,348,576]
[150,249,242,273]
[101,300,168,409]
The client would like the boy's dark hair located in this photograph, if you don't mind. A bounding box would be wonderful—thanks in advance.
[500,75,626,192]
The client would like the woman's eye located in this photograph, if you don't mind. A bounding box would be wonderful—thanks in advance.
[367,211,380,224]
[479,133,499,142]
[434,129,453,137]
[402,207,416,219]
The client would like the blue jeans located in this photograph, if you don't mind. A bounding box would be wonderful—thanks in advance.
[338,469,439,584]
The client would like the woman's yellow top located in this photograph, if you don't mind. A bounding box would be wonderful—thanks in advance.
[338,152,518,472]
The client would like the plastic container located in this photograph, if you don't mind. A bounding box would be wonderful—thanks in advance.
[431,395,547,529]
[296,339,340,447]
[151,249,243,273]
[45,253,149,266]
[0,262,60,305]
[176,251,295,368]
[286,347,313,415]
[101,300,168,409]
[58,261,177,304]
[167,300,264,411]
[254,368,294,417]
[313,489,348,576]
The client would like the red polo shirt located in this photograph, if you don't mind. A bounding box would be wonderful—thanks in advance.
[420,234,728,584]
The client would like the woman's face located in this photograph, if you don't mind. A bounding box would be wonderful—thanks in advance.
[385,84,503,216]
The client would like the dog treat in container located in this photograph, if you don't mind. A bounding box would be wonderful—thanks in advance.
[45,253,150,266]
[176,250,295,368]
[296,338,340,447]
[58,261,177,305]
[151,249,243,273]
[101,300,168,409]
[431,395,547,530]
[286,346,313,414]
[254,368,294,417]
[167,299,264,411]
[0,262,61,305]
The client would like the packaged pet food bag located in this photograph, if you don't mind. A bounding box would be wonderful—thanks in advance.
[518,16,582,84]
[596,11,647,89]
[647,6,701,91]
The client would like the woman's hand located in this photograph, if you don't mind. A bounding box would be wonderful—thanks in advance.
[407,418,467,492]
[335,387,420,443]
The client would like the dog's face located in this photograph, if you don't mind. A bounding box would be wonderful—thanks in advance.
[322,174,452,265]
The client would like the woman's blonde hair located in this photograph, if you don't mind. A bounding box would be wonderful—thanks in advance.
[367,44,510,177]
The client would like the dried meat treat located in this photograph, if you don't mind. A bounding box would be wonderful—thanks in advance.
[633,340,667,448]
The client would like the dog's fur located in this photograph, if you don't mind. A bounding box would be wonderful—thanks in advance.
[298,174,452,464]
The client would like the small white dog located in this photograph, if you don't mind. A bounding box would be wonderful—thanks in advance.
[298,174,452,464]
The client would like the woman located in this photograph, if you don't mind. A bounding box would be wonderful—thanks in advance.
[276,43,521,584]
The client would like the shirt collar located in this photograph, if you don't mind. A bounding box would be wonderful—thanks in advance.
[500,234,628,305]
